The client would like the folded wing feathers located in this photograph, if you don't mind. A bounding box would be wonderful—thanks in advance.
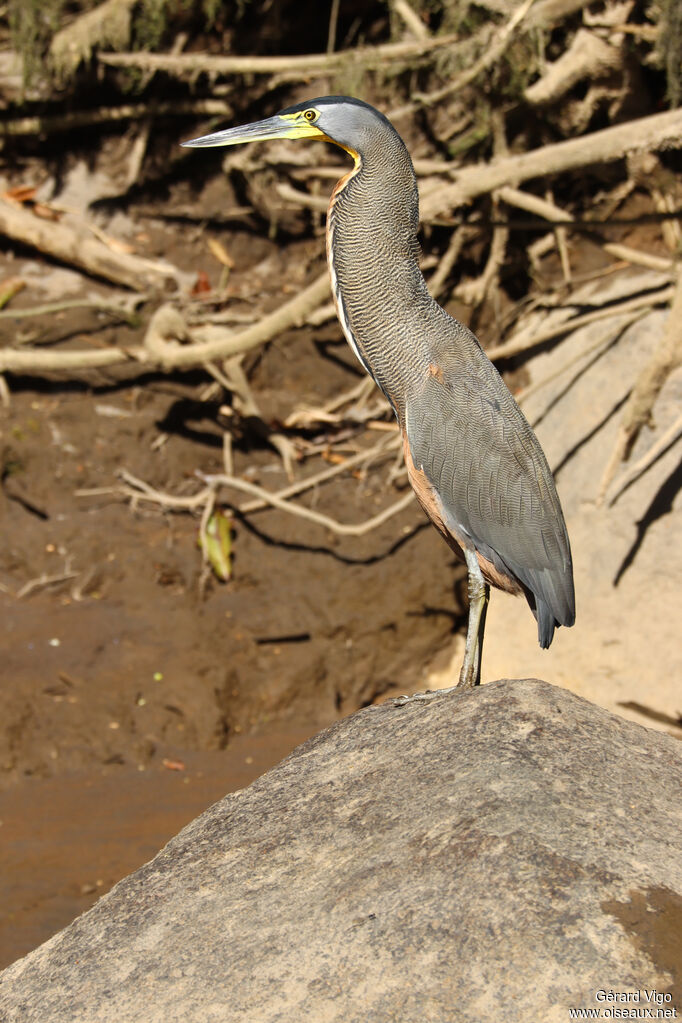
[407,363,575,646]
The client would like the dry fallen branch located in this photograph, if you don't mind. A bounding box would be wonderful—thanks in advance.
[0,99,234,138]
[597,268,682,503]
[163,273,331,366]
[285,377,379,429]
[524,28,623,107]
[305,302,337,327]
[78,434,398,512]
[0,273,331,376]
[420,107,682,219]
[238,435,399,514]
[526,0,591,27]
[427,226,475,300]
[285,394,389,431]
[206,356,298,478]
[598,243,673,275]
[0,199,180,292]
[456,211,509,308]
[278,157,450,180]
[276,182,329,212]
[640,154,682,254]
[98,32,462,81]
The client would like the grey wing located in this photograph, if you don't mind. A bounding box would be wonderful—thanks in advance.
[406,363,575,647]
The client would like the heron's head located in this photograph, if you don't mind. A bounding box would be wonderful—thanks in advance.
[182,95,395,161]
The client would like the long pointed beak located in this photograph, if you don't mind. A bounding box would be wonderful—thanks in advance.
[182,115,324,149]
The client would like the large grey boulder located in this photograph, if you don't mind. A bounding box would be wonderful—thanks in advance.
[1,679,680,1022]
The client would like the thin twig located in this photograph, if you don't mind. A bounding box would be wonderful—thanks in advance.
[118,472,210,509]
[600,243,673,275]
[428,226,470,300]
[165,270,327,365]
[486,285,674,362]
[392,0,430,40]
[199,471,415,536]
[607,412,682,506]
[0,297,145,323]
[238,442,397,513]
[515,310,648,404]
[389,0,536,119]
[498,186,674,274]
[285,377,386,428]
[276,182,329,212]
[327,0,341,52]
[597,270,682,502]
[79,436,400,521]
[106,458,414,537]
[16,571,79,599]
[457,211,509,308]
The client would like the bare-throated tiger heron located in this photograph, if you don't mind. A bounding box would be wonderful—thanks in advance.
[183,96,575,688]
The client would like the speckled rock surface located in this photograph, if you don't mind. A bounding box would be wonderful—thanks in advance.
[1,679,681,1023]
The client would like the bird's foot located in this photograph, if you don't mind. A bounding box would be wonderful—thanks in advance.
[456,672,479,689]
[392,686,457,707]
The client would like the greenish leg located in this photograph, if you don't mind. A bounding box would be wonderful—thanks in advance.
[458,551,489,688]
[392,550,489,707]
[470,581,490,687]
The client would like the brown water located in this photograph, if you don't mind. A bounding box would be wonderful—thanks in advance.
[0,727,318,969]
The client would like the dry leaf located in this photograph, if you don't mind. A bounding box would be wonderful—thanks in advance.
[191,270,212,296]
[322,450,347,465]
[198,510,232,581]
[207,237,235,269]
[0,276,26,310]
[101,234,135,255]
[32,203,62,222]
[3,185,37,204]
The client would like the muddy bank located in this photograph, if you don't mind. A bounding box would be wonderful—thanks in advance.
[0,729,321,968]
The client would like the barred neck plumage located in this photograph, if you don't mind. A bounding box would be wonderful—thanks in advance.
[325,122,436,420]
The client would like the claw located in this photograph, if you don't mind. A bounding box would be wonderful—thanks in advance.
[392,687,457,707]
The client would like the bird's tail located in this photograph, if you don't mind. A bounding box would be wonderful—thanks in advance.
[526,568,576,649]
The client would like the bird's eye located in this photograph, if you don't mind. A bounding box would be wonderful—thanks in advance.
[304,109,317,122]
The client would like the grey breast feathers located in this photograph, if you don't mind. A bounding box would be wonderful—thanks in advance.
[405,340,575,646]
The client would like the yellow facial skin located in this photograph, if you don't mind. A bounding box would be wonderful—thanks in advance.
[280,108,360,163]
[277,108,326,140]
